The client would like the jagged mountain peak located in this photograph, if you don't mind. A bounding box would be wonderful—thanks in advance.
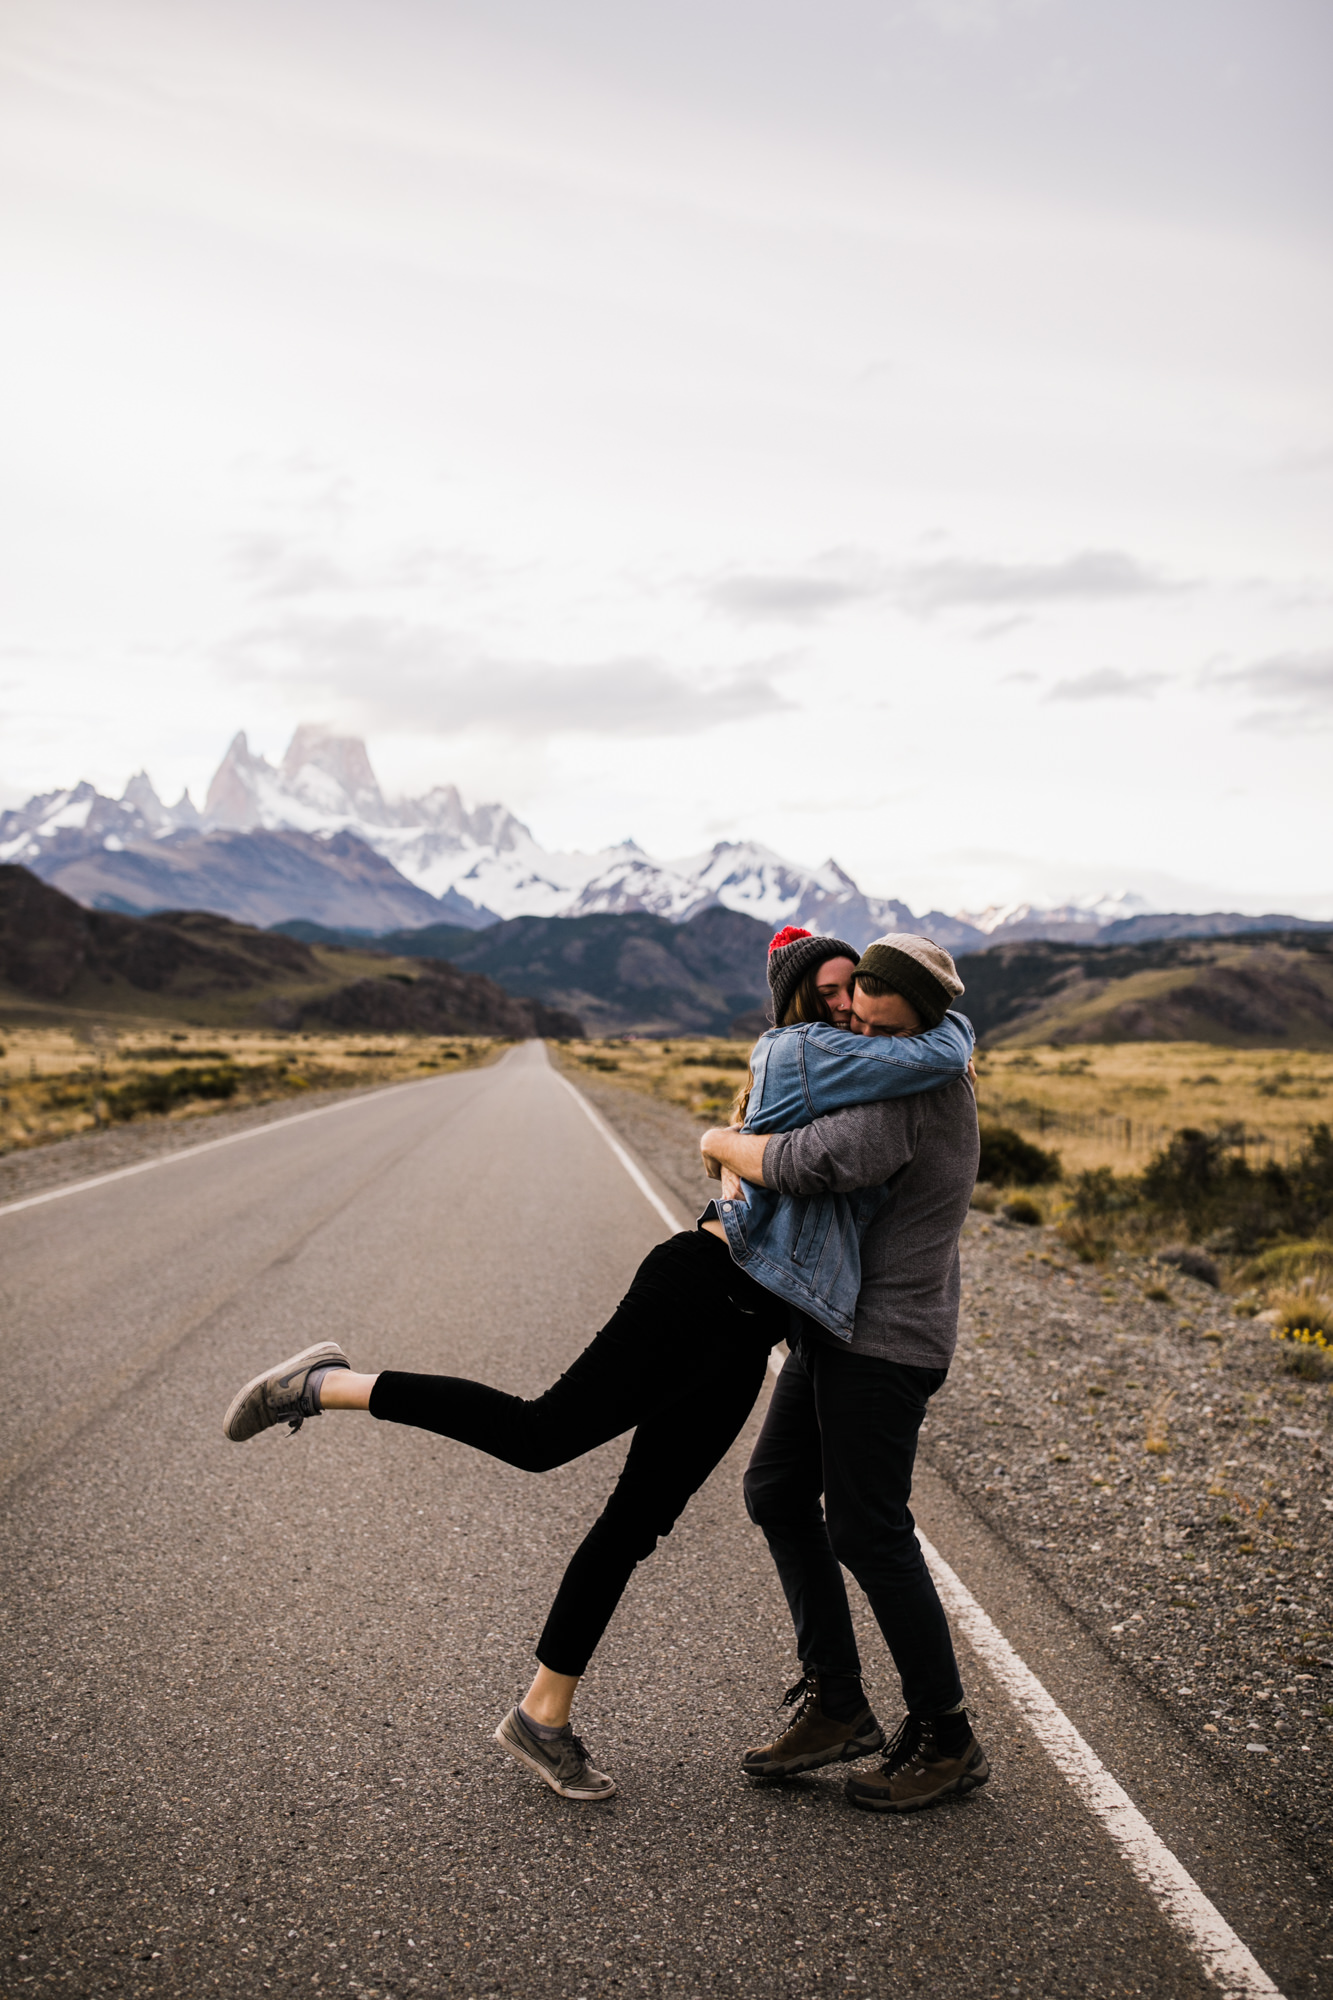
[279,724,393,826]
[0,724,1184,948]
[204,730,272,828]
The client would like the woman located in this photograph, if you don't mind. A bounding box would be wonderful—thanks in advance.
[222,926,972,1802]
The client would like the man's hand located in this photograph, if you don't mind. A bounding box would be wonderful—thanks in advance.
[700,1125,772,1188]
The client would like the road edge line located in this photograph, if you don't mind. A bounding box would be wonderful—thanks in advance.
[550,1071,689,1236]
[917,1530,1284,2000]
[0,1067,473,1222]
[567,1078,1283,1992]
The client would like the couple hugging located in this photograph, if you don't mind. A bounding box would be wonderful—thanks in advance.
[223,925,987,1816]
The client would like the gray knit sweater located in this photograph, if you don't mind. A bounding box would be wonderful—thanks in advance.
[763,1076,979,1370]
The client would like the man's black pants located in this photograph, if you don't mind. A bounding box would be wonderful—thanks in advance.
[370,1230,785,1677]
[743,1331,964,1717]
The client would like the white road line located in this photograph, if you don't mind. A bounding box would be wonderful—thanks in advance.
[550,1071,689,1236]
[919,1533,1284,2000]
[556,1068,1282,1998]
[0,1070,457,1222]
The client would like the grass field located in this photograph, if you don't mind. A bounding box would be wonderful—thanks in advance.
[0,1027,504,1156]
[975,1041,1333,1175]
[559,1036,752,1123]
[560,1035,1333,1174]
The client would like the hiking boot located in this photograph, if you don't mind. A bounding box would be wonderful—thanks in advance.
[222,1342,350,1442]
[741,1674,885,1779]
[845,1713,990,1812]
[494,1707,617,1802]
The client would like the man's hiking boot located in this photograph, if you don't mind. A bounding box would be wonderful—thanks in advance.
[222,1343,350,1442]
[844,1713,989,1812]
[494,1707,617,1802]
[741,1674,885,1779]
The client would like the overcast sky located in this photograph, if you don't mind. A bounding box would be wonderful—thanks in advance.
[2,0,1331,914]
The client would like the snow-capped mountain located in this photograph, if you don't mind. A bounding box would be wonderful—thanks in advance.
[1,723,1161,947]
[194,726,960,945]
[962,892,1156,939]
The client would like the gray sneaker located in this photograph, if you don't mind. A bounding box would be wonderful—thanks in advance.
[222,1342,350,1442]
[494,1707,617,1802]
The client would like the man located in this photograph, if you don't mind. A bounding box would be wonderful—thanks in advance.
[700,933,986,1813]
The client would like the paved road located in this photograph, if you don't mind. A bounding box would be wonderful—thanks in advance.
[1,1043,1324,1998]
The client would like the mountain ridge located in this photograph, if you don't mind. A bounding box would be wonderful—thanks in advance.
[5,724,1322,949]
[958,933,1333,1049]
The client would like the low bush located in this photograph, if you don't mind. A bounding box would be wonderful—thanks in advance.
[1139,1121,1333,1253]
[1001,1196,1043,1226]
[1271,1289,1333,1378]
[1068,1165,1139,1220]
[105,1063,253,1120]
[1271,1288,1333,1349]
[1242,1240,1333,1290]
[1156,1245,1221,1288]
[978,1122,1061,1187]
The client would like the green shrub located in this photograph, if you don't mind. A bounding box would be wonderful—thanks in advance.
[1002,1196,1043,1226]
[1140,1121,1333,1252]
[1243,1240,1333,1289]
[1069,1165,1140,1220]
[105,1063,247,1120]
[978,1122,1061,1187]
[1271,1289,1333,1350]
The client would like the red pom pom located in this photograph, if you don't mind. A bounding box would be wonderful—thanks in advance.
[768,925,812,955]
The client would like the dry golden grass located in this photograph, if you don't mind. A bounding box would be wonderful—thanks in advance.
[975,1040,1333,1174]
[559,1034,1333,1175]
[556,1037,751,1123]
[0,1026,503,1156]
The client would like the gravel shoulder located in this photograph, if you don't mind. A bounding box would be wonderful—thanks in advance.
[565,1064,1333,1881]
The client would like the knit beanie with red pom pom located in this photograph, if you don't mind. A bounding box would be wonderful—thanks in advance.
[766,925,860,1025]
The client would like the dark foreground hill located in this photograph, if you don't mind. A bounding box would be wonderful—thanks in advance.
[0,867,581,1038]
[960,932,1333,1048]
[279,910,1333,1045]
[276,905,776,1036]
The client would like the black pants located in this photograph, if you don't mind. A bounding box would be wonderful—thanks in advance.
[370,1230,786,1676]
[742,1331,964,1718]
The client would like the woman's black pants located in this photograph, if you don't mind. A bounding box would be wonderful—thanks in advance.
[369,1230,786,1676]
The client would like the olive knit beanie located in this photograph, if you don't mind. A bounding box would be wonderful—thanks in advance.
[854,933,964,1030]
[766,926,860,1025]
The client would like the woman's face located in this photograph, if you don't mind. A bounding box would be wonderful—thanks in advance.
[815,957,858,1028]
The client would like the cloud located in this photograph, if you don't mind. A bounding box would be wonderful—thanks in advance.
[706,547,1175,624]
[223,615,792,739]
[231,535,350,600]
[1045,667,1167,702]
[704,573,876,623]
[909,0,1052,38]
[1210,648,1333,731]
[897,549,1175,611]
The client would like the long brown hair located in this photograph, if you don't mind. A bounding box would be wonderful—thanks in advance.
[729,964,840,1126]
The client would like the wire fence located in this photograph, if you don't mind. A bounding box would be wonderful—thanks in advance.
[979,1095,1305,1169]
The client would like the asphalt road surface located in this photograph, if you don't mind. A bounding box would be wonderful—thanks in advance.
[2,1042,1327,1999]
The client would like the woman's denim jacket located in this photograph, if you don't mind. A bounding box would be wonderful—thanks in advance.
[705,1011,975,1341]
